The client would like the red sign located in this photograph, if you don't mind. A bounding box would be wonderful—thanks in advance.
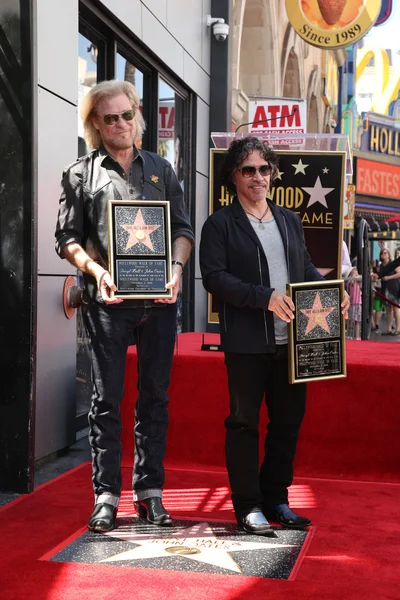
[248,99,307,134]
[356,158,400,199]
[159,103,175,139]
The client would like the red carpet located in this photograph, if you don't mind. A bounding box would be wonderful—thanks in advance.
[1,463,399,599]
[1,333,399,599]
[122,333,400,483]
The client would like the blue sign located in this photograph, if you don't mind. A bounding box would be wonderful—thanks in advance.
[374,0,393,27]
[360,112,400,157]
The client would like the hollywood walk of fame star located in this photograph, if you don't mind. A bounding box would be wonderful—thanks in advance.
[322,167,329,174]
[300,292,336,336]
[301,176,335,209]
[121,208,160,251]
[292,159,309,175]
[101,522,296,573]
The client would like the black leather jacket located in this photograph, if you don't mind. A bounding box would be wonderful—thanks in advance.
[200,198,323,353]
[55,147,194,301]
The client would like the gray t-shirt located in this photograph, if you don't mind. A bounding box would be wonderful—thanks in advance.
[248,214,289,344]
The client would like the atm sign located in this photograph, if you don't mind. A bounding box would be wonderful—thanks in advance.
[248,100,307,134]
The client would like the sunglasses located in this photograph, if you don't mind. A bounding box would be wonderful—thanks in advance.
[237,164,272,178]
[102,109,135,125]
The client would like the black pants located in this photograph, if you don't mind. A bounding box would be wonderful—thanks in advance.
[83,301,177,500]
[224,346,306,516]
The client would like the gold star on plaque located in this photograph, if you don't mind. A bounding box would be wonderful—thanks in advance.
[292,159,309,175]
[121,208,160,251]
[150,175,159,183]
[300,292,336,336]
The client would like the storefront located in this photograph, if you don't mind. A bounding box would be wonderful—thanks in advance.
[353,112,400,260]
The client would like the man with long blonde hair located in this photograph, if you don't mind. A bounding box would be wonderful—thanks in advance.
[55,80,193,533]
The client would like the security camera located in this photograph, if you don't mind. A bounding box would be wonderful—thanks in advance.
[207,14,229,42]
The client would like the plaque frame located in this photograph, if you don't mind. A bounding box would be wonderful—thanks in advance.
[286,279,347,384]
[107,200,172,299]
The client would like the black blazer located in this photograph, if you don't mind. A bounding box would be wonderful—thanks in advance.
[200,198,323,353]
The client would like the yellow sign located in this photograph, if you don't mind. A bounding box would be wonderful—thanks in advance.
[285,0,381,49]
[344,184,355,230]
[356,46,400,114]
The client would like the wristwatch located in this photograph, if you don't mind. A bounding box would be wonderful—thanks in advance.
[172,260,184,270]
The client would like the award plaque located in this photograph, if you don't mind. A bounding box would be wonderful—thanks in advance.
[107,200,172,299]
[287,280,346,384]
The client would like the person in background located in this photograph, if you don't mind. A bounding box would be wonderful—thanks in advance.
[341,239,352,278]
[200,137,349,536]
[347,266,362,340]
[371,265,382,333]
[55,80,194,533]
[379,249,400,336]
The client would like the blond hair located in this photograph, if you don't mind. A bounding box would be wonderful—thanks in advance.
[80,80,146,149]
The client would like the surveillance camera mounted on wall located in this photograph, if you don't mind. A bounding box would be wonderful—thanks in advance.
[207,14,229,42]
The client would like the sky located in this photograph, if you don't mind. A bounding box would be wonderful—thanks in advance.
[364,1,400,64]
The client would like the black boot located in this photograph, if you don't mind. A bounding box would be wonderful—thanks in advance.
[135,497,173,526]
[88,503,117,533]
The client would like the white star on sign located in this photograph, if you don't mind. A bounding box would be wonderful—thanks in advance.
[292,159,309,174]
[275,170,284,180]
[101,522,296,573]
[301,176,335,208]
[322,167,329,174]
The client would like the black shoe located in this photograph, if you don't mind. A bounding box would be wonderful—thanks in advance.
[265,504,311,529]
[88,503,117,533]
[135,497,173,526]
[237,510,276,537]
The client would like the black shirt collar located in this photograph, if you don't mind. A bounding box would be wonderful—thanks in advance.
[98,144,145,167]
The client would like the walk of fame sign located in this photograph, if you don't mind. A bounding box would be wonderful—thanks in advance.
[107,200,172,299]
[208,148,346,324]
[287,280,347,384]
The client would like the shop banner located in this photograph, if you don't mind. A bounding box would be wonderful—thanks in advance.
[158,102,175,139]
[285,0,381,49]
[208,149,346,323]
[355,157,400,200]
[344,183,355,230]
[374,0,392,26]
[248,99,307,135]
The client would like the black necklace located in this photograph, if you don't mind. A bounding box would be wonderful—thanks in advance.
[244,205,270,230]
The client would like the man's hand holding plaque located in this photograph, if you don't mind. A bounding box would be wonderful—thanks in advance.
[108,200,173,300]
[287,280,347,384]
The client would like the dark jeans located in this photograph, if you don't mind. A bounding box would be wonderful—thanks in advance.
[224,346,306,516]
[83,301,177,499]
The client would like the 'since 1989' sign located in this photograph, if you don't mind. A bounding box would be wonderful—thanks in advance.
[285,0,381,49]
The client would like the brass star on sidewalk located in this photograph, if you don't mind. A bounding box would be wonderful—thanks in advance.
[300,292,336,336]
[102,522,295,573]
[121,208,160,251]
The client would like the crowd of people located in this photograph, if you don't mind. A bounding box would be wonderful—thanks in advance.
[344,246,400,339]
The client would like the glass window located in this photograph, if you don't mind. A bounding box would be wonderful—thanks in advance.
[158,78,185,190]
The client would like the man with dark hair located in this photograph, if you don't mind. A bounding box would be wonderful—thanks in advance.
[200,137,349,535]
[55,80,194,533]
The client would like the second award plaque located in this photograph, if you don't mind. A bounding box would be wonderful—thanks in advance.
[108,200,172,299]
[286,280,347,384]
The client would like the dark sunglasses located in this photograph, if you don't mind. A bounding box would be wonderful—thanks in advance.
[102,109,135,125]
[237,164,272,178]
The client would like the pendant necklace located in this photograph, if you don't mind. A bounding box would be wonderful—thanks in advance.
[244,205,270,230]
